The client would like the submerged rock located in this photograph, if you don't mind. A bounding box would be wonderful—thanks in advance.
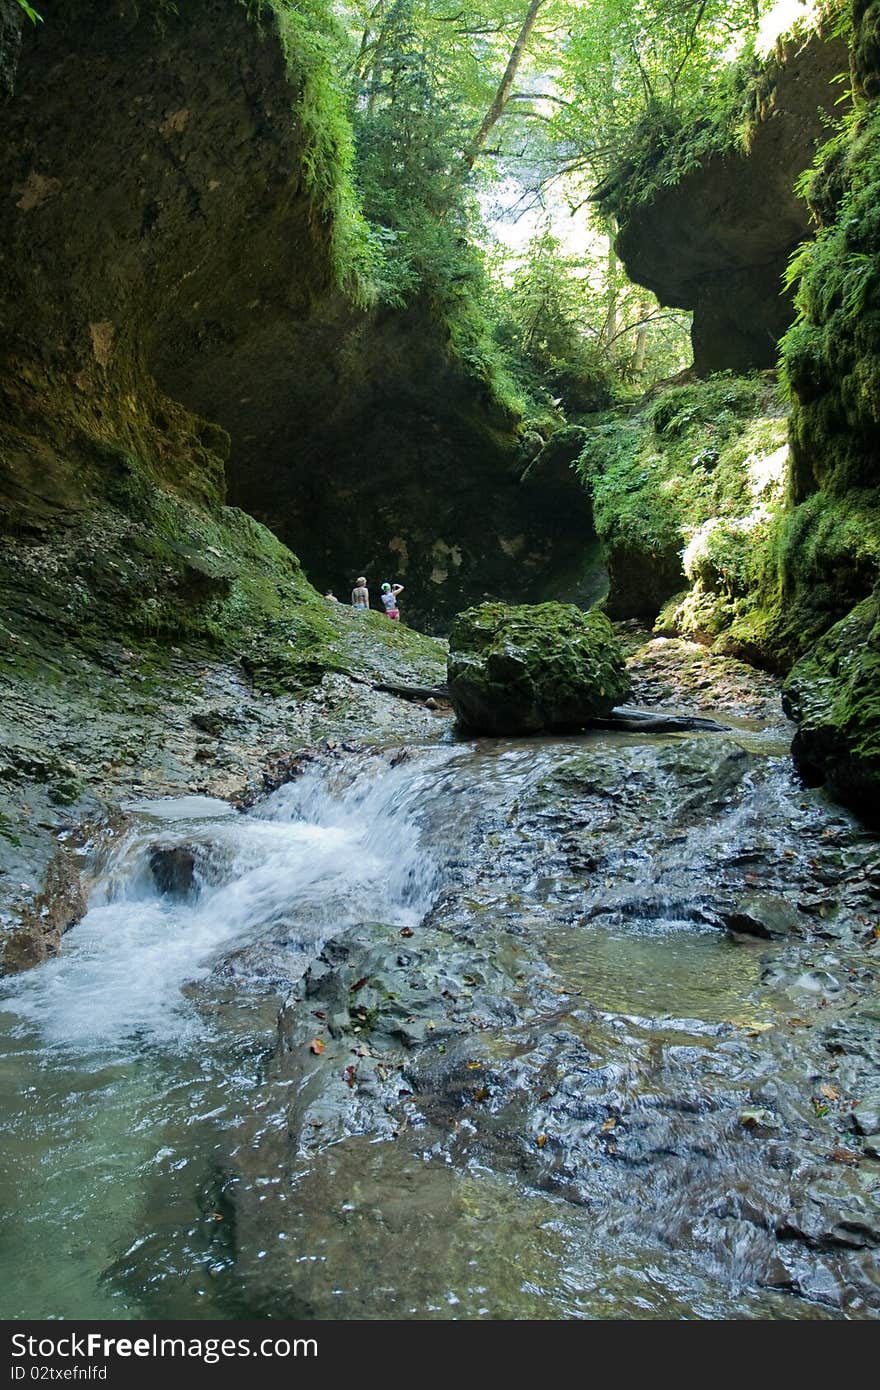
[149,846,198,900]
[721,894,803,941]
[783,594,880,817]
[447,601,631,735]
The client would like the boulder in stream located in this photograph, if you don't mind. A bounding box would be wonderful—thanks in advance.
[720,894,804,941]
[149,846,198,899]
[447,601,631,735]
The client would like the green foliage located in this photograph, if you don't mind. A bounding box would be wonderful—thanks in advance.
[781,97,880,497]
[489,231,617,411]
[579,372,779,548]
[15,1,42,21]
[486,229,691,412]
[578,372,795,650]
[269,0,377,303]
[545,0,772,209]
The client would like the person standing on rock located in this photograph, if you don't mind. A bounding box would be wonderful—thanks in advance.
[380,581,404,621]
[351,576,370,613]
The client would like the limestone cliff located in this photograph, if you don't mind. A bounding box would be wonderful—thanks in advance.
[603,24,848,374]
[0,0,21,101]
[776,0,880,812]
[1,0,592,634]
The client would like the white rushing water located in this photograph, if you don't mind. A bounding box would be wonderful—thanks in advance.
[1,747,469,1055]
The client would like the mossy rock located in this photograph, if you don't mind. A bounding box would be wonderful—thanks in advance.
[782,591,880,816]
[447,601,631,736]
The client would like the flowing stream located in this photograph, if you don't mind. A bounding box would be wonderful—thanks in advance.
[1,722,878,1320]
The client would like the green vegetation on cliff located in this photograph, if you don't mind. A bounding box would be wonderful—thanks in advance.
[782,90,880,500]
[784,591,880,815]
[576,373,790,647]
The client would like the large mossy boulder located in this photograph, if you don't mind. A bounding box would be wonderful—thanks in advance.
[782,592,880,816]
[447,601,631,735]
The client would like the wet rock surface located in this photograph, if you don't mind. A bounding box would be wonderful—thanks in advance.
[208,691,879,1318]
[3,626,877,1319]
[0,608,447,973]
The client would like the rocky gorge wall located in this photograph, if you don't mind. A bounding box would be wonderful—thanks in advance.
[603,22,849,375]
[0,0,603,965]
[1,0,594,640]
[580,3,880,815]
[777,0,880,813]
[0,0,445,968]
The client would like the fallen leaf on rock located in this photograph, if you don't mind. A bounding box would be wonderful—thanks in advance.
[827,1147,860,1166]
[819,1084,840,1102]
[601,1117,617,1132]
[344,1065,358,1089]
[400,927,414,938]
[350,977,370,993]
[473,1088,489,1102]
[536,1134,547,1148]
[309,1038,326,1055]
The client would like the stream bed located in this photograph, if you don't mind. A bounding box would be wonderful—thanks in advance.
[1,710,879,1319]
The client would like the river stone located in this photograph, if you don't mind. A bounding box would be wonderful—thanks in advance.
[149,846,197,899]
[447,601,630,735]
[849,1095,880,1137]
[720,894,803,940]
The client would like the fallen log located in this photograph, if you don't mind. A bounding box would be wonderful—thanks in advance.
[372,681,451,703]
[591,706,733,734]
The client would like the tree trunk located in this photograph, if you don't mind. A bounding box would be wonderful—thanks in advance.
[462,0,547,171]
[633,300,650,375]
[600,236,618,349]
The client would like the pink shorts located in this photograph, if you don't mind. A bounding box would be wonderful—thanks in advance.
[385,609,400,621]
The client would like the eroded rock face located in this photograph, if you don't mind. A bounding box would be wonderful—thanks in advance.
[0,3,594,629]
[783,592,880,816]
[447,601,630,734]
[0,0,21,100]
[1,0,336,527]
[613,28,848,373]
[210,307,597,629]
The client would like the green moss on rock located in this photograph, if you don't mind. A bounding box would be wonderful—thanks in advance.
[783,590,880,815]
[447,601,631,735]
[578,372,789,642]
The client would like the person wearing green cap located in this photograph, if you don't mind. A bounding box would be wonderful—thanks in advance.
[380,581,404,621]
